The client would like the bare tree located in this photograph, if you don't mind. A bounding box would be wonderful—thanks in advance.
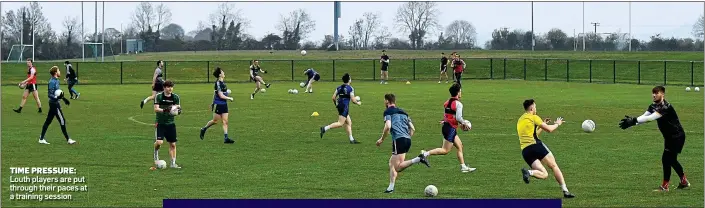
[61,16,79,44]
[362,12,381,49]
[348,19,364,50]
[208,3,249,30]
[445,20,477,48]
[394,2,441,49]
[2,10,22,43]
[155,3,172,32]
[131,2,154,33]
[374,26,393,47]
[276,9,316,49]
[692,14,704,38]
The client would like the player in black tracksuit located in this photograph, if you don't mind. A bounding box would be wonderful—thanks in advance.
[64,61,80,99]
[619,86,690,192]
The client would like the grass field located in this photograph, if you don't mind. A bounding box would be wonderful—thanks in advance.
[1,79,703,207]
[2,50,704,87]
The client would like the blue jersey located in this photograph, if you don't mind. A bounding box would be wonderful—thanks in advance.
[384,106,413,140]
[335,84,354,107]
[213,80,228,105]
[48,77,60,104]
[305,68,318,79]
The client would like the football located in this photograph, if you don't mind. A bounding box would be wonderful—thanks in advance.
[18,83,26,89]
[226,89,232,94]
[155,160,167,169]
[582,120,596,133]
[54,89,63,98]
[300,50,307,56]
[170,105,181,116]
[292,89,299,94]
[461,120,472,131]
[424,185,438,197]
[300,82,306,88]
[696,87,700,92]
[260,89,267,93]
[686,87,691,92]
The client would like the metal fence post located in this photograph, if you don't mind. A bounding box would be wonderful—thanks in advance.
[207,61,210,83]
[291,60,295,81]
[589,59,592,83]
[164,62,167,80]
[490,58,493,79]
[332,60,336,81]
[566,59,570,82]
[637,61,641,84]
[413,59,416,80]
[544,59,548,81]
[663,61,667,85]
[523,59,527,80]
[75,62,79,78]
[503,58,506,79]
[372,60,376,81]
[613,60,616,83]
[691,61,694,86]
[120,62,123,84]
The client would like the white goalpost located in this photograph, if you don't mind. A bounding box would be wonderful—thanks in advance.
[6,45,34,62]
[574,32,630,51]
[82,2,109,62]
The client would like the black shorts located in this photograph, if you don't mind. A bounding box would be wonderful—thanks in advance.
[441,122,457,143]
[214,103,229,115]
[665,136,686,154]
[521,142,551,166]
[310,74,321,82]
[26,83,37,92]
[251,75,261,82]
[152,83,164,92]
[381,65,389,71]
[392,137,412,155]
[440,65,448,72]
[68,79,78,86]
[337,104,349,117]
[155,123,177,143]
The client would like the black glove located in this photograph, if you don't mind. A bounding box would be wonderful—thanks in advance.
[62,97,70,105]
[57,91,65,99]
[619,115,637,129]
[263,70,268,74]
[177,107,182,115]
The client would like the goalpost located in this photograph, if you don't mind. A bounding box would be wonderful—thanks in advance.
[574,32,630,51]
[81,2,114,61]
[6,45,34,62]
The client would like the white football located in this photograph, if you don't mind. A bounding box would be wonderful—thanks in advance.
[582,120,595,133]
[355,96,361,101]
[292,89,299,94]
[54,89,63,98]
[260,89,266,93]
[686,87,691,92]
[170,105,181,116]
[300,82,306,88]
[155,160,167,169]
[226,89,232,94]
[288,89,293,94]
[462,120,472,131]
[300,50,307,56]
[424,185,438,197]
[696,87,700,92]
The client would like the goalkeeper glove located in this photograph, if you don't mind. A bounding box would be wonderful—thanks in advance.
[619,115,637,129]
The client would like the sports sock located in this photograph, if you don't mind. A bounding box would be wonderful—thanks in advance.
[423,151,430,157]
[349,135,354,141]
[411,157,421,163]
[203,122,214,130]
[680,173,688,184]
[18,107,23,111]
[143,97,150,104]
[171,158,176,165]
[153,149,159,161]
[387,183,395,191]
[560,184,569,192]
[528,170,534,176]
[324,126,331,131]
[461,164,468,169]
[224,134,229,141]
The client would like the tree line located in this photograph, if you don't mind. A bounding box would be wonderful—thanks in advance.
[2,2,703,61]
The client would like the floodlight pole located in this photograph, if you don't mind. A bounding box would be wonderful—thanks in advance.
[32,23,35,61]
[102,1,105,62]
[120,23,123,54]
[582,1,585,51]
[531,1,534,51]
[82,2,84,61]
[628,2,632,52]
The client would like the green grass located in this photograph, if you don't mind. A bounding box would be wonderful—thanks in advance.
[1,80,703,207]
[2,50,703,86]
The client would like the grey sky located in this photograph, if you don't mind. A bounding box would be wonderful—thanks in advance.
[2,1,703,45]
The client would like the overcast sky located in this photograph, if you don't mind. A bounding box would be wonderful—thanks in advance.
[2,1,703,45]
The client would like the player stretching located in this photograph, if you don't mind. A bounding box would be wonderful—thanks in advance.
[319,73,361,144]
[420,83,476,173]
[619,86,690,191]
[518,99,575,198]
[200,67,235,144]
[249,60,271,100]
[38,66,75,145]
[140,60,165,109]
[153,80,182,168]
[302,68,320,93]
[64,61,80,99]
[376,93,430,193]
[438,52,449,84]
[14,58,42,113]
[450,53,466,85]
[380,50,390,84]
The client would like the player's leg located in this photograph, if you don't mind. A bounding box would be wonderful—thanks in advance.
[383,71,388,84]
[452,136,476,172]
[221,112,234,143]
[423,123,456,156]
[69,80,80,99]
[31,89,42,112]
[660,149,675,190]
[14,89,30,113]
[344,115,358,144]
[541,152,575,197]
[166,124,180,168]
[200,112,220,140]
[257,76,270,88]
[671,138,689,189]
[141,90,158,109]
[321,115,347,138]
[154,125,164,162]
[54,107,75,144]
[386,154,401,193]
[425,139,453,156]
[251,80,261,99]
[38,105,57,144]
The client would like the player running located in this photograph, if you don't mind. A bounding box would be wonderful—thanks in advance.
[517,99,575,198]
[380,50,390,84]
[301,68,321,93]
[64,61,80,99]
[249,60,271,100]
[153,80,182,169]
[140,60,165,109]
[14,58,43,113]
[200,67,235,144]
[450,53,466,84]
[419,83,476,173]
[376,93,430,193]
[38,66,75,145]
[438,52,449,84]
[619,86,690,191]
[319,73,362,144]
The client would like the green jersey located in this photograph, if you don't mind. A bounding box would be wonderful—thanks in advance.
[154,92,180,125]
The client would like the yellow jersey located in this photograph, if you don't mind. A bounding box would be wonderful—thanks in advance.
[517,113,543,150]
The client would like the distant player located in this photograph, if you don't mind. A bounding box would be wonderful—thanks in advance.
[450,53,466,85]
[64,61,80,99]
[438,52,449,84]
[376,93,430,193]
[319,73,361,144]
[140,60,165,109]
[14,58,43,113]
[420,83,476,173]
[518,99,575,198]
[379,50,390,84]
[249,60,271,100]
[302,68,320,93]
[153,80,182,168]
[200,67,235,144]
[619,86,690,191]
[38,66,75,145]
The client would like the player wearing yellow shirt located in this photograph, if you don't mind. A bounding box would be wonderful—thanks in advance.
[517,99,575,198]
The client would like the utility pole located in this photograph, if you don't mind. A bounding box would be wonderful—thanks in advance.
[591,22,600,34]
[582,2,585,51]
[531,1,535,51]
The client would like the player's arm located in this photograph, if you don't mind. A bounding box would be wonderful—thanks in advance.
[350,92,361,105]
[538,116,563,133]
[376,119,392,146]
[21,68,35,83]
[151,69,159,86]
[408,120,416,137]
[462,59,467,69]
[153,95,168,113]
[620,108,661,129]
[536,118,551,135]
[454,101,468,127]
[217,83,233,101]
[331,89,338,106]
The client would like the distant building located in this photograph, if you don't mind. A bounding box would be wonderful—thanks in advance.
[126,39,145,54]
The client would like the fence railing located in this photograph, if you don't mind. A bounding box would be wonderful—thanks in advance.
[2,58,703,86]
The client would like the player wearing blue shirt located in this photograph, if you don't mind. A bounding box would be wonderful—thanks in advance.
[375,93,429,193]
[38,66,75,145]
[200,67,235,144]
[302,68,320,93]
[249,60,271,100]
[320,73,361,144]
